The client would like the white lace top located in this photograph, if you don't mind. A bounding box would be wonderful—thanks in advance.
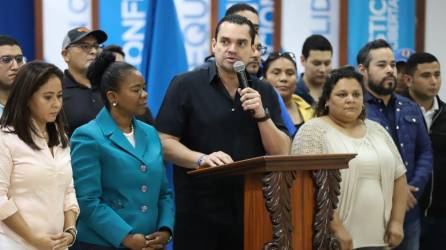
[292,117,406,248]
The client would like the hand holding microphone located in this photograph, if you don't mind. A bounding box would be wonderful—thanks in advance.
[233,61,249,89]
[233,61,269,121]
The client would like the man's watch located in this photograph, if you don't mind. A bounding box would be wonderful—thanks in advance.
[255,107,270,122]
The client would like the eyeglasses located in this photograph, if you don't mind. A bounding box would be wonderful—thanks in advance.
[256,44,268,56]
[266,51,296,63]
[68,43,104,52]
[0,55,25,65]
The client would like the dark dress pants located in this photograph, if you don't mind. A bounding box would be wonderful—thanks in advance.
[173,212,243,250]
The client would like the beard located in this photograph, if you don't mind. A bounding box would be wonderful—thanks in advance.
[368,75,397,96]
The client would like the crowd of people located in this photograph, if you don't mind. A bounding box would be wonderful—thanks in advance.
[0,3,444,250]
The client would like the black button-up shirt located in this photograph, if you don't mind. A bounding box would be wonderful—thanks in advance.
[155,62,287,223]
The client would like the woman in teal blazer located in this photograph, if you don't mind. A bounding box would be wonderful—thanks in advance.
[70,52,174,250]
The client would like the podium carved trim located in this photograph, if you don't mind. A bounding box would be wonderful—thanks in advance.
[312,169,341,250]
[262,171,296,250]
[188,154,355,250]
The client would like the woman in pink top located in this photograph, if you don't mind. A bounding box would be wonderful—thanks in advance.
[0,61,79,250]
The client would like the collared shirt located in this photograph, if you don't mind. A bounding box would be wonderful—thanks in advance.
[365,91,433,224]
[0,128,79,249]
[400,92,446,217]
[157,61,287,161]
[365,92,399,144]
[291,94,314,136]
[62,70,154,137]
[196,59,296,136]
[295,73,316,106]
[155,61,287,220]
[420,97,439,130]
[70,108,174,247]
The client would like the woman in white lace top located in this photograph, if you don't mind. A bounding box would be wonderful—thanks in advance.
[292,67,407,250]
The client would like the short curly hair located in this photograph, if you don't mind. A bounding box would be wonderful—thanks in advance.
[315,66,366,120]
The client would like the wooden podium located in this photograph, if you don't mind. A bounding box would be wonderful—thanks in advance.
[189,154,355,250]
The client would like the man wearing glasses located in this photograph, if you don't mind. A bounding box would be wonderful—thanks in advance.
[61,27,107,136]
[0,35,25,116]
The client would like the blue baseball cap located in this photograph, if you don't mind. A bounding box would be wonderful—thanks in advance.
[394,48,415,63]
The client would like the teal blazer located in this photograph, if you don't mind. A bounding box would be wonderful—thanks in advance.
[70,108,174,248]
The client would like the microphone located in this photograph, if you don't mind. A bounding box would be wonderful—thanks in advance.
[233,61,254,116]
[233,61,249,89]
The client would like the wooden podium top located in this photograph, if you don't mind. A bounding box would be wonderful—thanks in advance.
[188,154,355,177]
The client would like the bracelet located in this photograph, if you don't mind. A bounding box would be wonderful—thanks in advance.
[196,154,206,168]
[159,227,173,243]
[64,226,77,247]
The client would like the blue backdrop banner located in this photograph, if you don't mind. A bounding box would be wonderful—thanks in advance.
[0,0,35,61]
[347,0,415,65]
[99,0,149,71]
[141,0,188,118]
[141,1,188,249]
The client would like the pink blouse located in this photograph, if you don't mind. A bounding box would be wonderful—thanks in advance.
[0,128,79,249]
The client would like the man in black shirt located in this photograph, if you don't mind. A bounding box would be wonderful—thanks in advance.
[61,27,107,136]
[61,28,153,136]
[156,15,290,250]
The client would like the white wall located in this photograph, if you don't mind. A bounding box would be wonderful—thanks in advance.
[42,0,92,70]
[281,0,340,71]
[425,0,446,100]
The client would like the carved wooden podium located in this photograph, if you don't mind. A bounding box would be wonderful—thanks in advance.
[188,154,355,250]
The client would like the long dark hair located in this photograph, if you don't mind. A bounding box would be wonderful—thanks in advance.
[315,66,366,120]
[0,61,68,150]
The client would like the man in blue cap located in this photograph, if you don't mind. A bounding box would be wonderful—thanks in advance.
[394,48,415,94]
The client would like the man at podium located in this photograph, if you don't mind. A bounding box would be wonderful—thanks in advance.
[155,15,290,250]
